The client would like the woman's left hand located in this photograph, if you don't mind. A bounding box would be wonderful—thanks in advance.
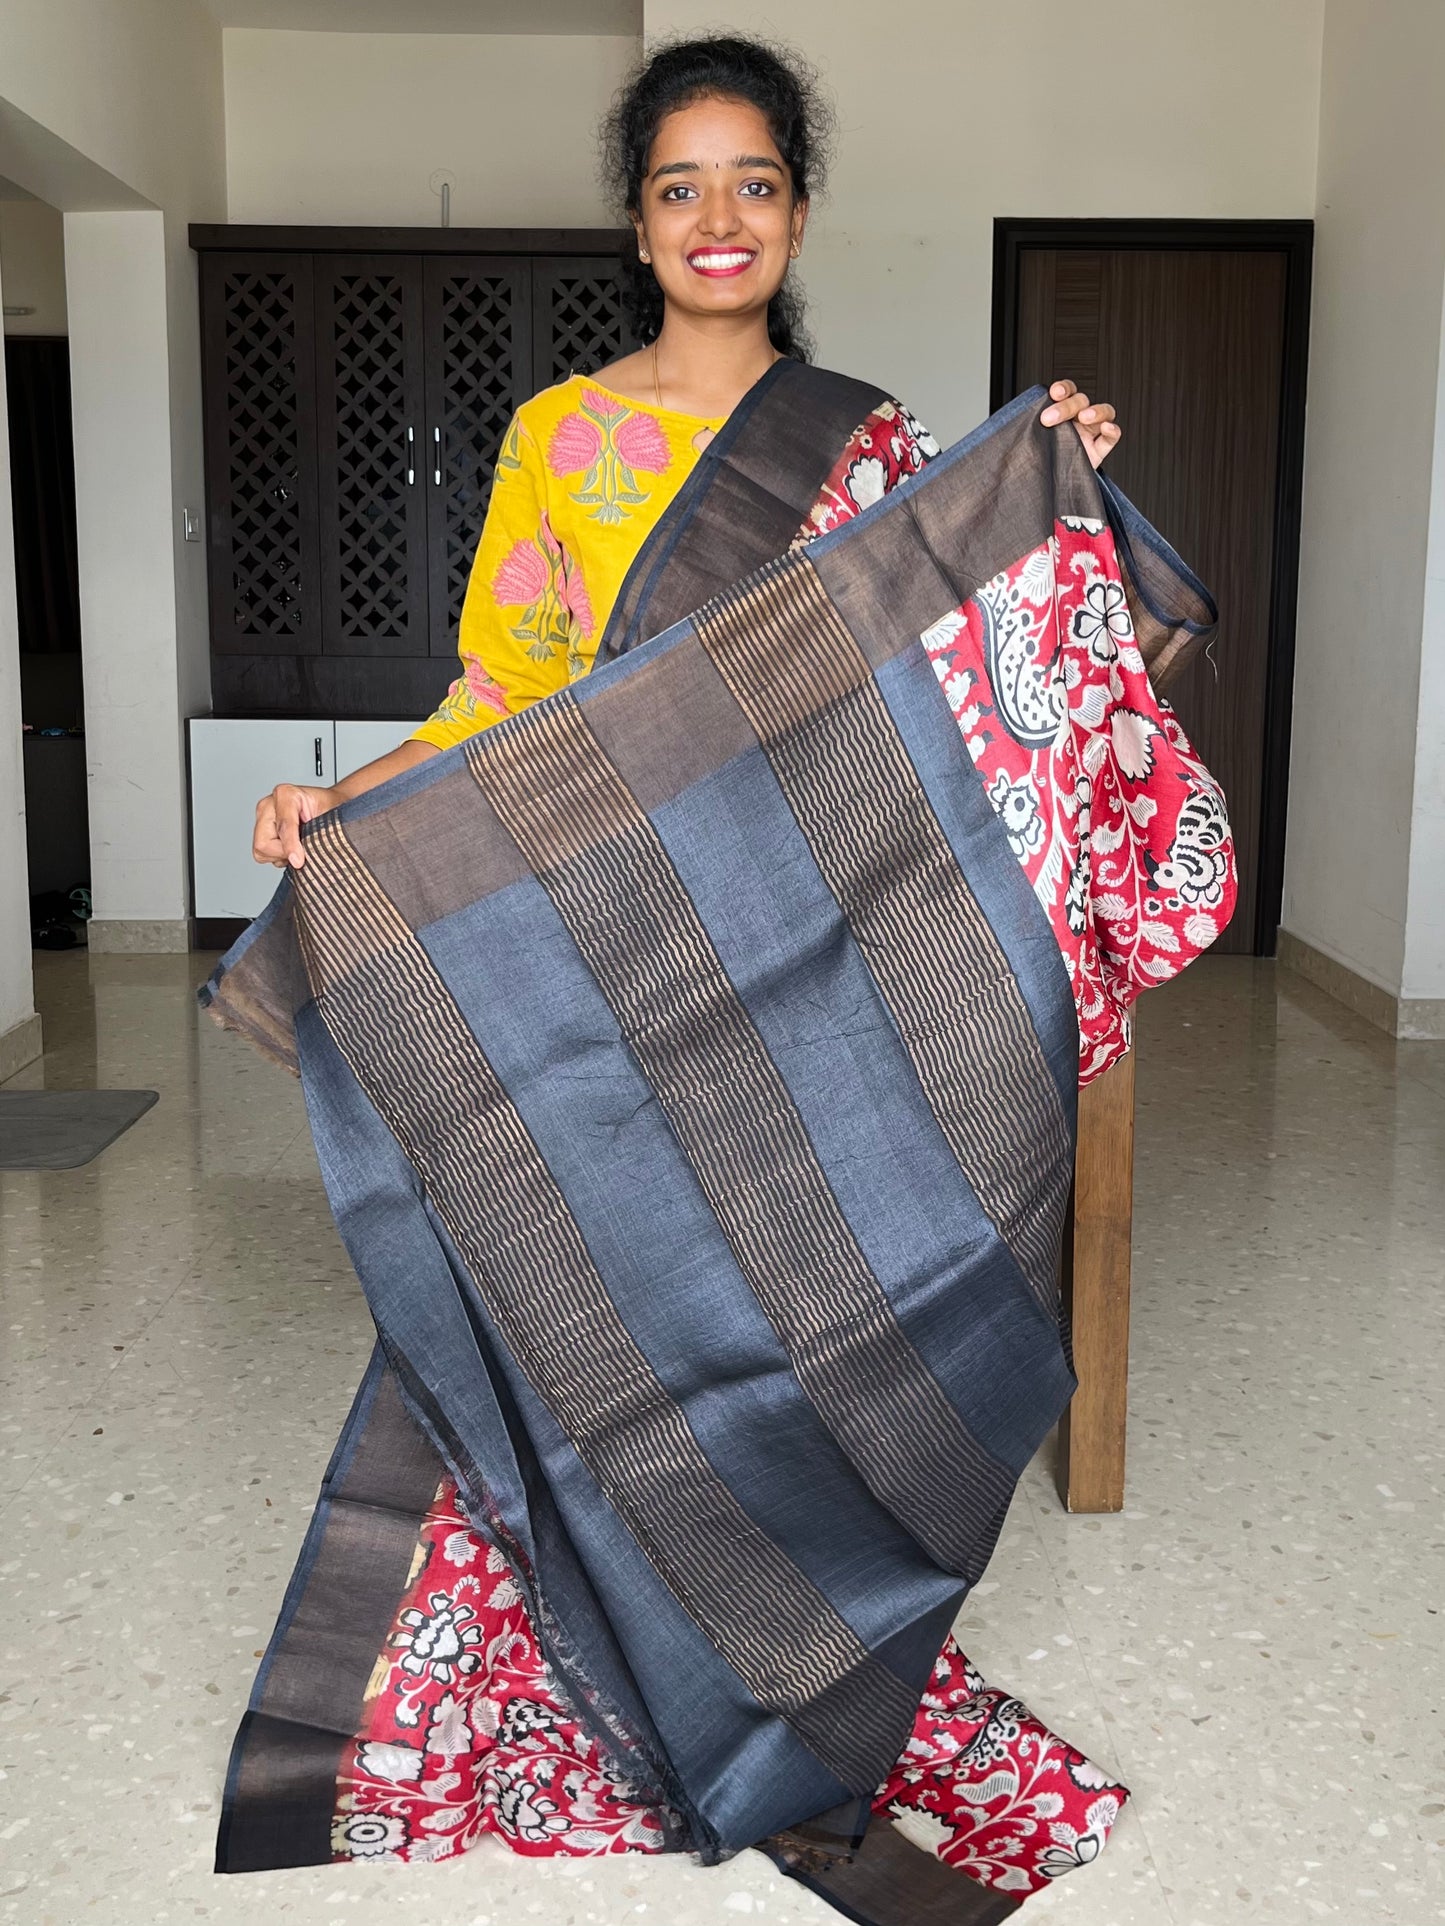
[1040,379,1121,470]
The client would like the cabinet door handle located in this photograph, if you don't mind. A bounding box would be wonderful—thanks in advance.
[406,424,416,486]
[433,424,442,486]
[314,735,324,779]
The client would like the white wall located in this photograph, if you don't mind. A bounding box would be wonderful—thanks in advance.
[0,244,37,1062]
[0,0,225,949]
[1405,277,1445,1002]
[0,199,67,333]
[643,0,1324,440]
[67,211,196,929]
[1283,0,1445,1008]
[225,30,638,227]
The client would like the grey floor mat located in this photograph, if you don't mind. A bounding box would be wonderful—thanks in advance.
[0,1089,159,1169]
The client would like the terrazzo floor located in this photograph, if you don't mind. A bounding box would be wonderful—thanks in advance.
[1,950,1441,1926]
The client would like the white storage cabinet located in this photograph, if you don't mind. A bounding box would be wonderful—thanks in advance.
[189,718,414,921]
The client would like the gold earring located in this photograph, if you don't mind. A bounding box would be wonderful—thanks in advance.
[639,249,650,263]
[790,242,800,258]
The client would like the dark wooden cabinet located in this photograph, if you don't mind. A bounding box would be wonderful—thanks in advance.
[194,226,633,718]
[423,256,532,659]
[200,252,322,657]
[315,254,430,659]
[532,255,633,389]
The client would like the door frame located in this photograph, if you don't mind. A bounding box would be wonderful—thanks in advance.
[990,217,1313,957]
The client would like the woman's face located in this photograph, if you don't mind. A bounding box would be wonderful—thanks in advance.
[633,94,807,328]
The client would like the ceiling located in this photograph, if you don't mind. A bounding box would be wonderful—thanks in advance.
[201,0,640,32]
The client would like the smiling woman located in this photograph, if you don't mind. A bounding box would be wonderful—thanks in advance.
[223,30,1230,1926]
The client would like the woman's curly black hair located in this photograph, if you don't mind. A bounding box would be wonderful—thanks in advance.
[599,35,832,361]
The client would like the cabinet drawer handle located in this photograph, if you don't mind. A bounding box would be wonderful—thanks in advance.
[314,735,324,779]
[406,424,416,487]
[433,424,442,485]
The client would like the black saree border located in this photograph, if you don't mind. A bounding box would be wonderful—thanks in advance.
[598,358,889,661]
[216,1352,443,1872]
[599,355,787,660]
[766,1818,1024,1925]
[1097,471,1219,692]
[291,812,921,1792]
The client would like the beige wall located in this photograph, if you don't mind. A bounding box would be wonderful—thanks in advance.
[0,1,222,217]
[1284,0,1445,1004]
[0,245,36,1054]
[644,0,1324,440]
[68,210,201,929]
[1405,274,1445,1002]
[224,30,638,227]
[0,199,67,334]
[0,0,225,951]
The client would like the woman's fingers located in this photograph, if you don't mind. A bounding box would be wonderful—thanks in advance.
[278,797,302,868]
[252,793,286,867]
[1042,386,1091,427]
[278,786,314,869]
[1081,419,1123,470]
[1039,377,1078,426]
[1039,381,1123,469]
[252,785,323,868]
[1077,402,1121,470]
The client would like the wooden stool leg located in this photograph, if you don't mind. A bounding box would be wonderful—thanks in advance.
[1055,1049,1136,1513]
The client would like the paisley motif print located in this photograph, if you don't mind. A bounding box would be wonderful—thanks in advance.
[925,522,1238,1084]
[976,566,1068,748]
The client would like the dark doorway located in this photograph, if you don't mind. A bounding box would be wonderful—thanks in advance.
[992,220,1312,956]
[6,333,90,939]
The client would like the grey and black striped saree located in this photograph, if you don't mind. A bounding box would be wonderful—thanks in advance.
[202,372,1214,1921]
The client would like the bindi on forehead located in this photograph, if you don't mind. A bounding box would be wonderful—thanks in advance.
[650,153,785,179]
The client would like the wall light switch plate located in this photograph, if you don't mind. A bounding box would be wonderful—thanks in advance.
[183,507,202,543]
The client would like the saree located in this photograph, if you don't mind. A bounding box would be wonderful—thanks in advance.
[202,370,1223,1921]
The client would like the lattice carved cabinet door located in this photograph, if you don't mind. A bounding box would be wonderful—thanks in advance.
[200,254,322,655]
[422,258,532,659]
[315,256,430,657]
[531,257,634,386]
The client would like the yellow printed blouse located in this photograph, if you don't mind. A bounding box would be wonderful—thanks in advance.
[412,376,725,751]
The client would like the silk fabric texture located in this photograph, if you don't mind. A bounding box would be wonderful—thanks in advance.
[202,368,1222,1921]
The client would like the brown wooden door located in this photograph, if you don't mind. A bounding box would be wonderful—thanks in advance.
[314,255,431,658]
[997,226,1311,953]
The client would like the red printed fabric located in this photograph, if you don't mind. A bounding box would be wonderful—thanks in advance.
[333,1475,1127,1901]
[802,409,1236,1084]
[331,1479,667,1865]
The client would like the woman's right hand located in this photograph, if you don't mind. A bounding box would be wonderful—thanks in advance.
[253,783,340,869]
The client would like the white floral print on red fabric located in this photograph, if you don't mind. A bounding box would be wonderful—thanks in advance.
[333,1481,671,1865]
[922,519,1236,1083]
[874,1639,1127,1898]
[798,400,937,540]
[800,415,1237,1086]
[335,1478,1126,1898]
